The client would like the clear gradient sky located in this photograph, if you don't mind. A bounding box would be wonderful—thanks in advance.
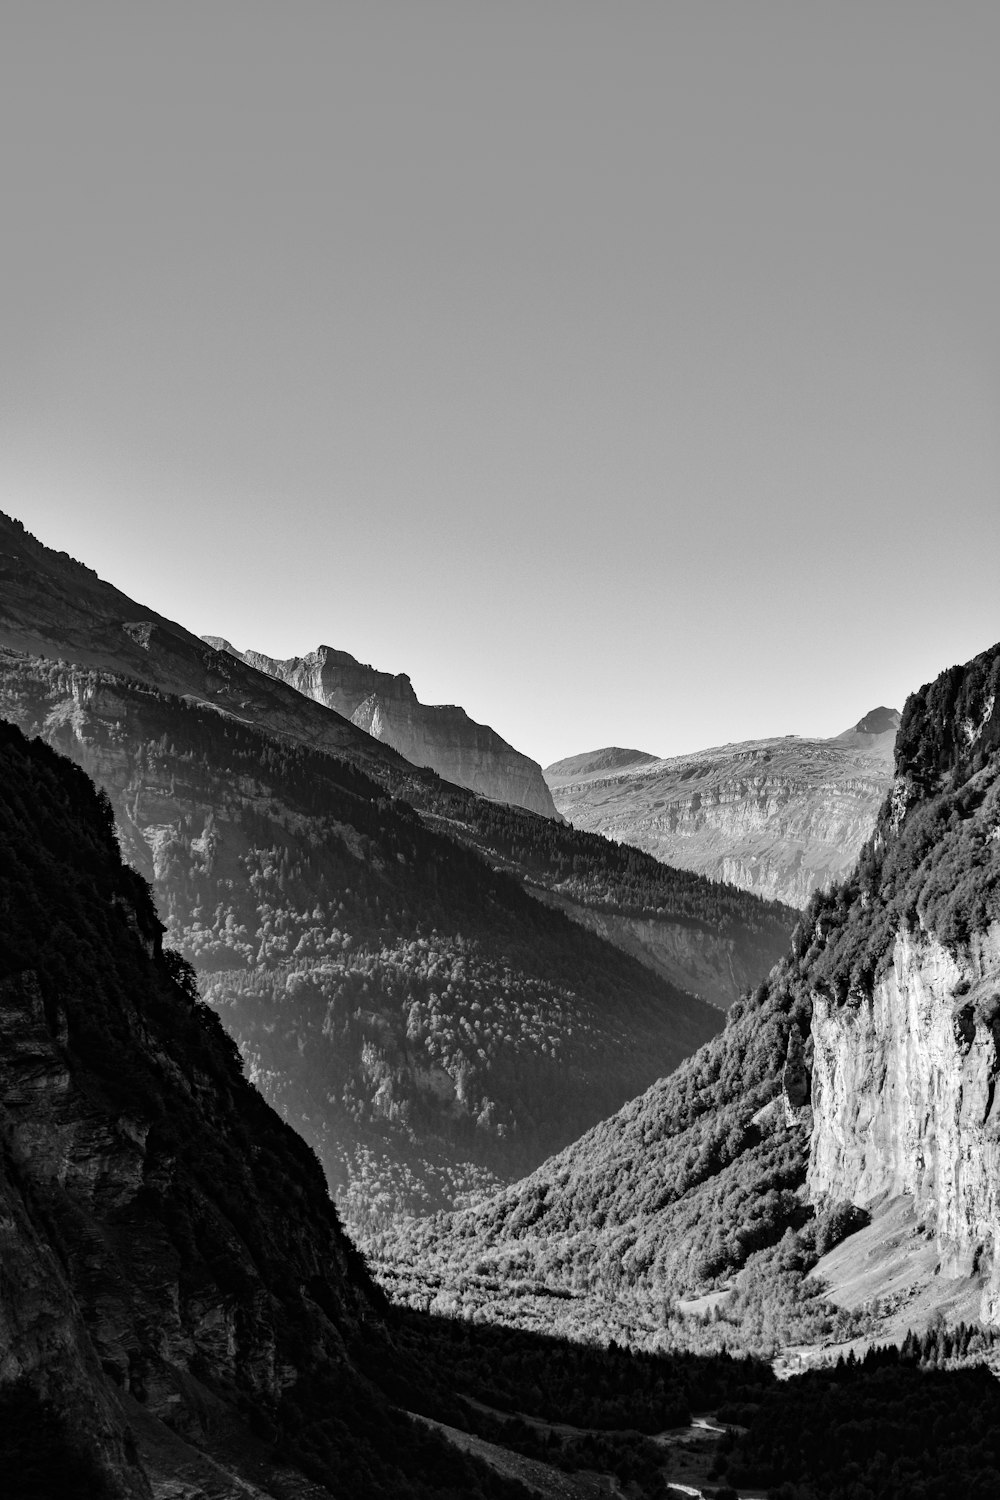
[2,3,998,768]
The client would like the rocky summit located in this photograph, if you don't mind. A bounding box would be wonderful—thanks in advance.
[546,707,900,908]
[206,639,558,819]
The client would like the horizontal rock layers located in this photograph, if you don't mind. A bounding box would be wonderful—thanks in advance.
[546,713,899,908]
[810,924,1000,1322]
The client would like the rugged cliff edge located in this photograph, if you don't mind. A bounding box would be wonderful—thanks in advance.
[546,711,899,908]
[208,640,558,819]
[381,646,1000,1339]
[810,925,1000,1310]
[805,646,1000,1322]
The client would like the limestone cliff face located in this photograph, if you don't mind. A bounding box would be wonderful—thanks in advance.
[213,640,559,819]
[546,714,898,908]
[809,925,1000,1319]
[804,645,1000,1321]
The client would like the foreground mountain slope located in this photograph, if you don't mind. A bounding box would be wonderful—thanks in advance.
[381,645,1000,1343]
[208,638,558,818]
[546,708,899,908]
[0,651,723,1225]
[0,719,539,1500]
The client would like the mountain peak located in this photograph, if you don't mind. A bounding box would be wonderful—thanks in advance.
[851,706,901,736]
[216,640,558,818]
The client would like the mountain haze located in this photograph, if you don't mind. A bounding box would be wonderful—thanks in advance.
[206,638,559,819]
[546,709,900,908]
[0,515,797,1225]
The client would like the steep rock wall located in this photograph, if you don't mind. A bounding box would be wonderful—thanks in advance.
[547,728,897,908]
[809,924,1000,1321]
[216,642,558,819]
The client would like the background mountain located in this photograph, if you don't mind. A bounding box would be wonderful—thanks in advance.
[546,708,900,908]
[380,644,1000,1354]
[206,638,559,818]
[0,515,798,1229]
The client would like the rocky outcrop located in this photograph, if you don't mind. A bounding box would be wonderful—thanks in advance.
[209,640,558,819]
[545,711,900,908]
[809,925,1000,1320]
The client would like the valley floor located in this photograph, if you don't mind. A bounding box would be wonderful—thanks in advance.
[415,1395,771,1500]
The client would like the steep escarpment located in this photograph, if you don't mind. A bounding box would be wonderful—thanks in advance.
[546,711,899,908]
[383,648,1000,1341]
[211,640,558,819]
[0,720,534,1499]
[805,644,1000,1321]
[810,925,1000,1297]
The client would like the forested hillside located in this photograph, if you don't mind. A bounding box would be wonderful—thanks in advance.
[0,652,722,1223]
[378,642,1000,1352]
[5,669,1000,1500]
[0,512,795,1012]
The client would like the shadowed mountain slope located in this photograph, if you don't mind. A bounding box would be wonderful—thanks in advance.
[1,512,793,1013]
[546,709,900,908]
[0,514,796,1224]
[0,719,544,1500]
[0,651,722,1225]
[0,511,411,777]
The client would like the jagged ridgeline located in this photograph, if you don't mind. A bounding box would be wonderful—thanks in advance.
[379,642,1000,1344]
[0,719,542,1499]
[0,652,731,1228]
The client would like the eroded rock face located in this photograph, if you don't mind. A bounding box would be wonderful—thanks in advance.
[809,924,1000,1320]
[215,641,558,819]
[546,713,899,908]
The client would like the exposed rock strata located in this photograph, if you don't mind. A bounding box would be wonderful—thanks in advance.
[546,712,899,908]
[810,924,1000,1321]
[209,640,558,819]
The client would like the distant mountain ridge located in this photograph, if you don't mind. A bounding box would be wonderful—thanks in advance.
[545,708,900,908]
[1,514,800,1225]
[206,638,558,819]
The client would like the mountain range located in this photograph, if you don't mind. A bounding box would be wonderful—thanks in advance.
[0,513,794,1229]
[6,510,1000,1495]
[5,621,1000,1498]
[381,644,1000,1363]
[545,706,900,908]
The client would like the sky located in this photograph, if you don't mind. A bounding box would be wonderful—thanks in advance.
[2,2,998,768]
